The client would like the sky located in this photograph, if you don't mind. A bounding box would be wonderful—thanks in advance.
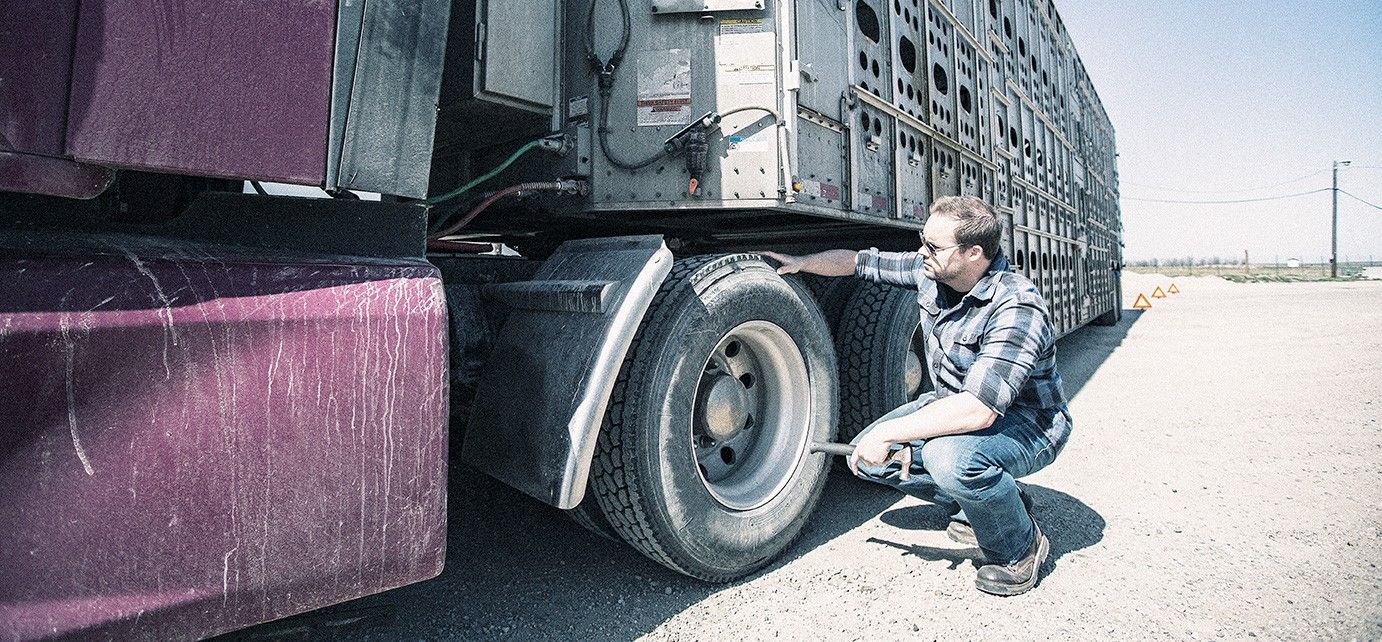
[1055,0,1382,263]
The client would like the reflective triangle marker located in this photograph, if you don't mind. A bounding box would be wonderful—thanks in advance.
[1132,293,1152,309]
[1151,286,1167,298]
[1168,283,1180,294]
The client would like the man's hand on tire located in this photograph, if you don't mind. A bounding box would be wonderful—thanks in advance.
[757,251,803,275]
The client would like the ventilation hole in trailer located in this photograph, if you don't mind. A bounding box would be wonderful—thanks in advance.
[1024,140,1032,158]
[904,9,911,24]
[872,59,881,78]
[874,118,883,136]
[931,100,939,115]
[1030,250,1037,268]
[894,0,901,14]
[861,112,871,131]
[856,1,881,43]
[959,86,972,113]
[897,78,905,95]
[1043,253,1049,270]
[899,131,907,145]
[907,83,915,100]
[1018,38,1027,57]
[989,0,998,19]
[859,51,869,71]
[1009,127,1018,147]
[932,63,949,95]
[1004,17,1013,38]
[1030,55,1038,72]
[899,35,917,73]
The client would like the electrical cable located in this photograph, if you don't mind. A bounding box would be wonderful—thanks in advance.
[1339,190,1382,211]
[586,0,678,170]
[1120,188,1331,204]
[429,181,580,240]
[597,88,675,170]
[424,139,545,206]
[717,105,782,122]
[1118,169,1328,195]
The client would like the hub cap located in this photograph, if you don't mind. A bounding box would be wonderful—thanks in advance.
[691,321,810,510]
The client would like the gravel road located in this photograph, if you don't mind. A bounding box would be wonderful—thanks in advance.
[229,273,1382,641]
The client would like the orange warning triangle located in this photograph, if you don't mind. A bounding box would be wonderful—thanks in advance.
[1151,286,1167,299]
[1132,293,1152,309]
[1168,283,1180,294]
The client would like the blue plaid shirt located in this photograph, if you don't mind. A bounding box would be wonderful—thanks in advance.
[855,248,1072,449]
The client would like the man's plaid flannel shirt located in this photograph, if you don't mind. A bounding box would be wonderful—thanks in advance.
[855,248,1072,449]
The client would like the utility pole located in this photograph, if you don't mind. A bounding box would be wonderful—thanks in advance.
[1332,160,1352,278]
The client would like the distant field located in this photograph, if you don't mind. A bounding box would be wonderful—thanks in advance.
[1127,262,1376,282]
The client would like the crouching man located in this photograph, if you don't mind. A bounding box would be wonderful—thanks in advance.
[762,195,1071,595]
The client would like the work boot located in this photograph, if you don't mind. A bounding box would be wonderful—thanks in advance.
[945,486,1033,547]
[974,520,1050,596]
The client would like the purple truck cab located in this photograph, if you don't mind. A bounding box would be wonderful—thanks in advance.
[1,0,455,637]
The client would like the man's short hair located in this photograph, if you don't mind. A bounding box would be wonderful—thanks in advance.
[930,195,1001,259]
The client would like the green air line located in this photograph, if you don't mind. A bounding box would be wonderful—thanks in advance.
[423,139,544,206]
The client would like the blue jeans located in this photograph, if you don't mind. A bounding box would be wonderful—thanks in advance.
[849,393,1062,565]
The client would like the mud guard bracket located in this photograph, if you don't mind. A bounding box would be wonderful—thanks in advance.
[462,235,672,509]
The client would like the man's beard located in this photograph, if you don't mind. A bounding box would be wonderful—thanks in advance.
[924,259,956,283]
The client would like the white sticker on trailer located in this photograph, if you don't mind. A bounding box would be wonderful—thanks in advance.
[636,49,692,127]
[567,95,589,122]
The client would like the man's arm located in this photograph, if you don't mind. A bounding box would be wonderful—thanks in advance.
[759,248,924,288]
[847,392,996,474]
[758,250,858,277]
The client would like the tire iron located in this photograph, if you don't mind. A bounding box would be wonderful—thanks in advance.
[808,441,911,481]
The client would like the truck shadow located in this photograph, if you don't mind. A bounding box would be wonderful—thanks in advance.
[1056,309,1144,399]
[227,310,1138,640]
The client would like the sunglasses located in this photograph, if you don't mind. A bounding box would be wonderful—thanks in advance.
[919,233,963,256]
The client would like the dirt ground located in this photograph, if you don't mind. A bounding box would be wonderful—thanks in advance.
[231,273,1382,641]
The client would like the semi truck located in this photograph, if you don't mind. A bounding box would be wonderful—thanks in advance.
[0,0,1121,638]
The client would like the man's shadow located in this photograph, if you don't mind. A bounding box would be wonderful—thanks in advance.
[871,483,1102,575]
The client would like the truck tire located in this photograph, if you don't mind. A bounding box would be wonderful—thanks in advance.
[798,274,858,334]
[565,492,621,542]
[589,254,837,582]
[836,281,928,443]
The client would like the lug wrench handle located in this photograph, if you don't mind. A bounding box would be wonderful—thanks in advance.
[809,441,911,481]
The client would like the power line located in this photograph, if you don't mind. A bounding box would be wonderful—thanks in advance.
[1120,188,1332,205]
[1339,189,1382,211]
[1118,169,1329,194]
[1118,164,1380,196]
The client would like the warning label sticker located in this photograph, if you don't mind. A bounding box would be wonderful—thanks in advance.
[720,18,768,35]
[637,49,692,127]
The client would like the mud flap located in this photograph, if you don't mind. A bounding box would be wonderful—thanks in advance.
[462,235,672,509]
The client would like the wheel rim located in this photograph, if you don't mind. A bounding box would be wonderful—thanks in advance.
[904,323,926,397]
[690,320,810,511]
